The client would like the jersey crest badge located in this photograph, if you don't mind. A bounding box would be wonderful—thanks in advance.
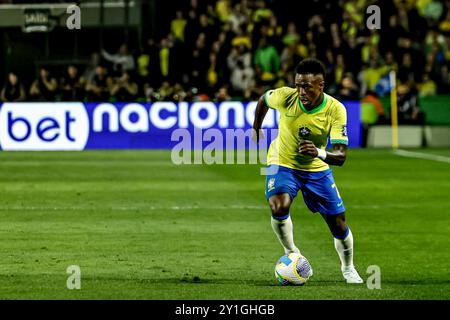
[299,126,311,139]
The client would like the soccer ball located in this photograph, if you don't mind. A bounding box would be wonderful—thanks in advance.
[274,253,312,286]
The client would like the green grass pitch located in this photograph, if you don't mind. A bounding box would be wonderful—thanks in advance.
[0,149,449,300]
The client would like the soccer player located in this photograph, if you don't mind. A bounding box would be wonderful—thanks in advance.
[252,58,363,284]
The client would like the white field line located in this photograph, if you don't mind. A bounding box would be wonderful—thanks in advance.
[394,149,450,164]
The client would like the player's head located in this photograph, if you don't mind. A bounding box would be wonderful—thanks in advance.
[294,58,326,109]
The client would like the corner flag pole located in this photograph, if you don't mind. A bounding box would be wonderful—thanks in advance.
[389,70,399,149]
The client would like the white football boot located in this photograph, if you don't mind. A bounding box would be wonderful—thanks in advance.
[342,266,363,284]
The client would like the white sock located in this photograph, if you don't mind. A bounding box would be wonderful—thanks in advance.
[271,215,300,254]
[334,228,354,271]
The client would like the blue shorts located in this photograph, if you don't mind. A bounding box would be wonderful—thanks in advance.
[265,165,345,215]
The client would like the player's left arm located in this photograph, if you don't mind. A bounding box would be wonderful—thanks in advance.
[298,102,348,166]
[298,141,347,166]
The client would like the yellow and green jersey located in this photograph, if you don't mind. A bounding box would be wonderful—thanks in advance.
[264,87,348,172]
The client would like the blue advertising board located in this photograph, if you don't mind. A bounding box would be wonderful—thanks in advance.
[0,101,362,150]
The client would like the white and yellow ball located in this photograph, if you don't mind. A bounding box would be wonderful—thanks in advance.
[274,253,312,286]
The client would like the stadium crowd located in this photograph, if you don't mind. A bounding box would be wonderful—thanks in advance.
[2,0,449,122]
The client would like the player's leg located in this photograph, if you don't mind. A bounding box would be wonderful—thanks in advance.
[300,170,363,283]
[268,193,300,254]
[320,212,362,283]
[265,165,301,255]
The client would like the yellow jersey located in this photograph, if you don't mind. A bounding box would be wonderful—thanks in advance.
[264,87,348,172]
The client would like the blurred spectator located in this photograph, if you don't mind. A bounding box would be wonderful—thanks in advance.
[143,83,155,102]
[136,45,150,90]
[1,72,26,102]
[396,36,424,82]
[143,38,160,88]
[336,73,359,101]
[305,30,317,59]
[334,54,346,87]
[216,0,232,23]
[85,65,112,102]
[359,59,389,95]
[4,0,449,104]
[424,29,446,56]
[231,27,252,50]
[384,51,399,72]
[437,63,450,93]
[101,44,135,74]
[171,11,187,42]
[227,2,247,34]
[422,0,444,24]
[214,85,232,102]
[60,65,86,101]
[280,43,297,71]
[341,34,361,76]
[266,14,283,44]
[159,37,174,83]
[83,52,101,83]
[397,52,416,84]
[29,67,58,101]
[171,83,188,102]
[190,33,210,92]
[110,71,138,102]
[197,14,217,47]
[227,44,251,71]
[212,32,232,88]
[206,52,219,94]
[274,61,294,88]
[397,83,426,124]
[439,10,450,35]
[425,42,446,76]
[230,55,255,96]
[361,90,387,123]
[307,15,328,59]
[184,9,200,49]
[418,72,437,97]
[252,0,273,24]
[282,22,300,46]
[158,81,174,101]
[254,37,280,82]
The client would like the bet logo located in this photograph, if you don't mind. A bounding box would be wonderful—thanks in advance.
[0,102,89,150]
[299,126,311,138]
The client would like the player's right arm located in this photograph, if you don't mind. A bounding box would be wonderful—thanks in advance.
[252,94,269,144]
[252,88,286,143]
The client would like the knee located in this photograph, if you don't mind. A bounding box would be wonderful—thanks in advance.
[332,217,348,238]
[325,213,348,235]
[335,216,347,231]
[269,199,291,217]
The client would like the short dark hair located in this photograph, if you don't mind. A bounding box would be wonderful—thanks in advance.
[295,58,326,77]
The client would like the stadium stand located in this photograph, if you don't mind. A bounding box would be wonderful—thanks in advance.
[0,0,449,130]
